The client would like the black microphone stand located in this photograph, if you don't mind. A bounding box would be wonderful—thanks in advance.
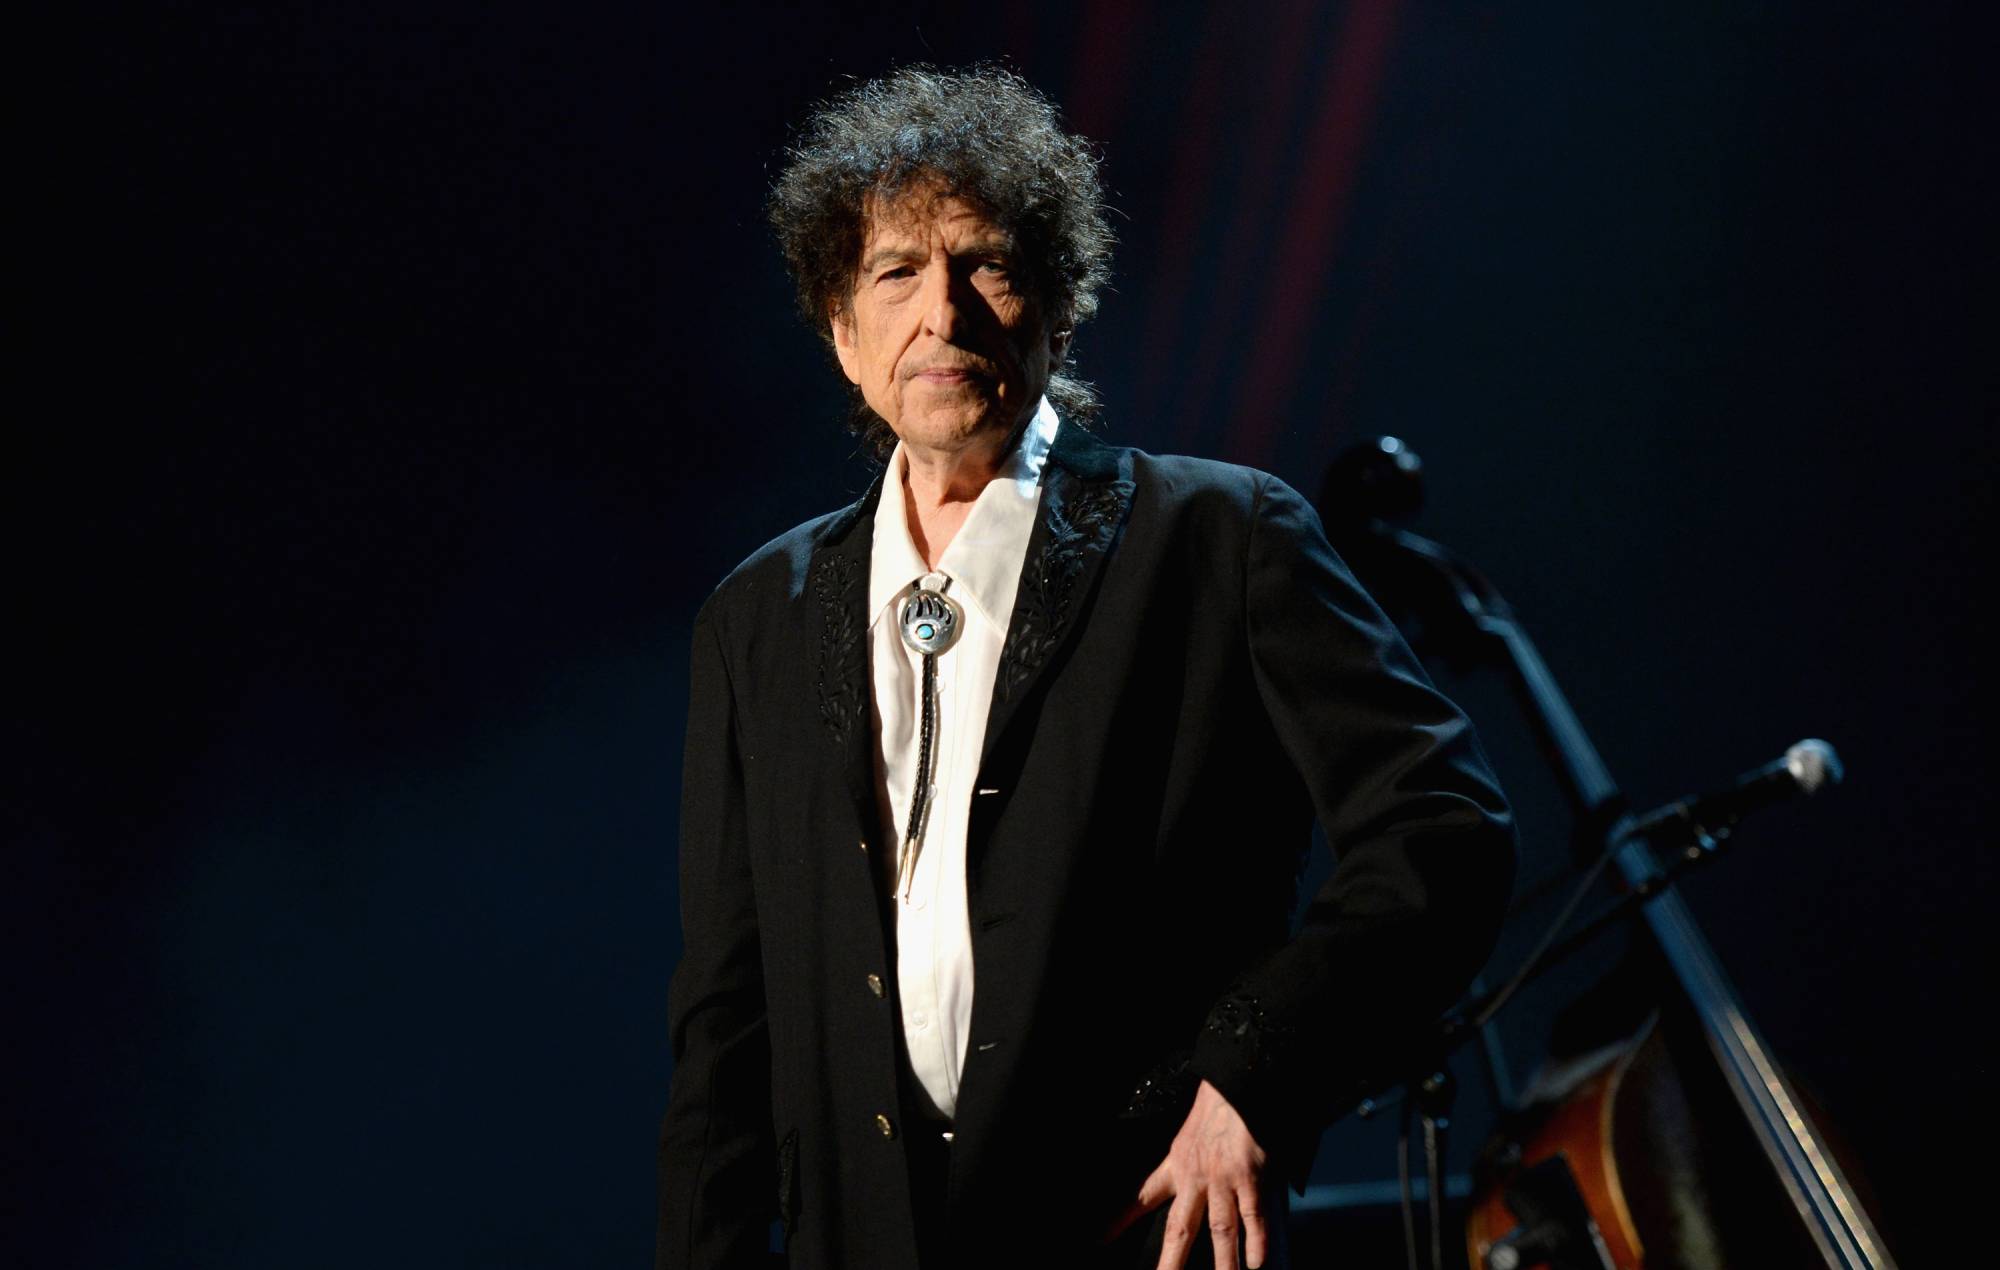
[1321,438,1895,1270]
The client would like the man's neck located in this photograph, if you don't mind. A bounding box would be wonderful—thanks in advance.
[898,423,1022,570]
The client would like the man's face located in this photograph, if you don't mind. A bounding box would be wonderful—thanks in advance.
[831,190,1068,456]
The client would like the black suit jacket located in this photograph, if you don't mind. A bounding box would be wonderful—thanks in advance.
[658,424,1514,1269]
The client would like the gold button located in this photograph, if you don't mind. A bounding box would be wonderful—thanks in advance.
[875,1113,896,1139]
[866,973,885,998]
[859,839,868,853]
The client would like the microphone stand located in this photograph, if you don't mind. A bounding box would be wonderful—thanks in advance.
[1331,510,1895,1270]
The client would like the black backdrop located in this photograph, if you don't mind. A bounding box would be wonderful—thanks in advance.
[23,2,1985,1265]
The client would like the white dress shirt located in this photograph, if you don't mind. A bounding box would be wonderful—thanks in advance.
[866,398,1059,1122]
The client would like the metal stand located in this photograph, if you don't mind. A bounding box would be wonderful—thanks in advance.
[1320,436,1896,1270]
[1387,1066,1455,1270]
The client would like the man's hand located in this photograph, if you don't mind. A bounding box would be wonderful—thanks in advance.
[1112,1079,1271,1270]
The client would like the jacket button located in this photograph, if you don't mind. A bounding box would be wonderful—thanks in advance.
[866,973,885,998]
[875,1113,896,1139]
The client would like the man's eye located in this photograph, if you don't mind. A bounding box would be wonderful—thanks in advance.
[977,261,1010,277]
[879,266,916,282]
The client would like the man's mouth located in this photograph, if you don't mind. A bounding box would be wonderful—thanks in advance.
[912,369,994,394]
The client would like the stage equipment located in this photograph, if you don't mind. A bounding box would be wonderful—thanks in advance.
[1318,436,1894,1270]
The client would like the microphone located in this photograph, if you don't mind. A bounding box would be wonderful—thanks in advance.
[1630,739,1845,840]
[1318,435,1425,536]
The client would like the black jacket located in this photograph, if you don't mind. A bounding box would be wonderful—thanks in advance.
[658,424,1514,1269]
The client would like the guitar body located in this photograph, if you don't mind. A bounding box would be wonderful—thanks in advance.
[1465,1027,1645,1269]
[1466,960,1846,1270]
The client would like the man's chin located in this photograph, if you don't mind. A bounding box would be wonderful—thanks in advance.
[893,403,1016,452]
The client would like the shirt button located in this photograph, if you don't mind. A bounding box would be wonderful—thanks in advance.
[911,1013,930,1031]
[875,1113,896,1139]
[866,973,885,998]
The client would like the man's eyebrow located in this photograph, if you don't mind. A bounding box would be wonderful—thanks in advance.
[860,245,925,274]
[957,239,1016,260]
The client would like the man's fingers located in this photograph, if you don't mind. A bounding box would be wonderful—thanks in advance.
[1238,1181,1268,1270]
[1103,1159,1174,1245]
[1207,1183,1242,1270]
[1136,1158,1175,1212]
[1153,1188,1202,1270]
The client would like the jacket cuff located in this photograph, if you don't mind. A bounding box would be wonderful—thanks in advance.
[1188,988,1323,1192]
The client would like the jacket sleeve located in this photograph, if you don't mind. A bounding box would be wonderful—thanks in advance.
[1187,474,1516,1181]
[657,604,778,1269]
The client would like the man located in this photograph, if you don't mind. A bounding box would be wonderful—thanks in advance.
[659,65,1513,1270]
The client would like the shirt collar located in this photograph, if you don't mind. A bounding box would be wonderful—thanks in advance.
[868,396,1060,628]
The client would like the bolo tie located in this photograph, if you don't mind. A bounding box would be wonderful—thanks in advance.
[894,575,964,901]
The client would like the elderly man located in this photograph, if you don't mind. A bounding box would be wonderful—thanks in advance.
[658,65,1513,1270]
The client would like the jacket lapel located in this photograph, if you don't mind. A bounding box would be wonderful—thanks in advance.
[805,471,885,839]
[979,424,1135,768]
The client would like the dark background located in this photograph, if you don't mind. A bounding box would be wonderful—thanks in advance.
[23,1,1985,1265]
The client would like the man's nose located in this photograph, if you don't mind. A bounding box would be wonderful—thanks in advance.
[920,264,968,342]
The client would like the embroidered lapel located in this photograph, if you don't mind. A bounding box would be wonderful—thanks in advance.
[980,425,1135,766]
[806,472,884,833]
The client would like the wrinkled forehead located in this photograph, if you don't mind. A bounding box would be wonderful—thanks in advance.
[857,180,1013,254]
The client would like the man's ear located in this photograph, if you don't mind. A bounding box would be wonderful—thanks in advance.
[829,304,862,386]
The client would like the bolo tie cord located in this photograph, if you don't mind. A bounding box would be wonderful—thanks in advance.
[896,648,938,900]
[895,576,955,901]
